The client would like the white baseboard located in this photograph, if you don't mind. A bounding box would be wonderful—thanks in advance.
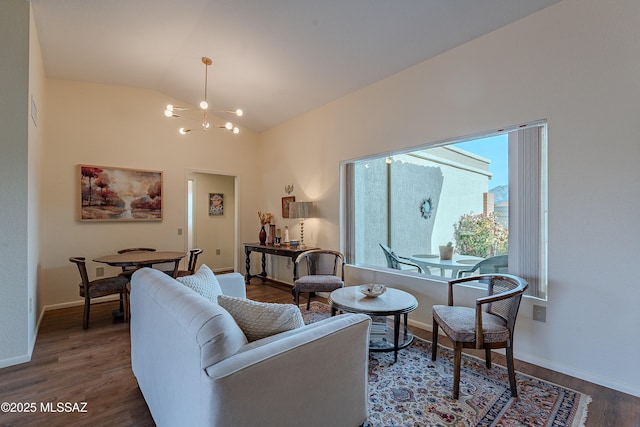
[0,353,32,370]
[42,294,120,312]
[514,353,640,398]
[212,266,236,274]
[408,318,640,398]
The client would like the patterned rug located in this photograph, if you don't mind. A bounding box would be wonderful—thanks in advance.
[299,302,591,427]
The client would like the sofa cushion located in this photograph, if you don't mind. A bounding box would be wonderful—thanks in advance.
[185,295,249,368]
[218,295,305,342]
[176,264,222,302]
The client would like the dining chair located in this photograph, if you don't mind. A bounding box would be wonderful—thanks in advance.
[431,274,528,399]
[117,247,157,253]
[163,248,203,277]
[293,249,345,310]
[379,243,425,273]
[456,254,508,278]
[69,257,130,329]
[117,247,157,279]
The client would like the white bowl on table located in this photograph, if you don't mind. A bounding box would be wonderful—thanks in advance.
[358,284,387,298]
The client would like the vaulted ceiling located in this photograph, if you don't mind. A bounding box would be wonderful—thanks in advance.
[30,0,561,132]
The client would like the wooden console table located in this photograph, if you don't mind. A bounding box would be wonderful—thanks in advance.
[243,243,318,284]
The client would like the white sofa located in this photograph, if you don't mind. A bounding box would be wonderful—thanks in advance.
[130,268,371,427]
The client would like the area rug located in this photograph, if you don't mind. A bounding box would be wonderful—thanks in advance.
[299,302,591,427]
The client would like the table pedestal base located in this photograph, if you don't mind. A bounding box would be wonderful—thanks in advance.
[369,314,414,362]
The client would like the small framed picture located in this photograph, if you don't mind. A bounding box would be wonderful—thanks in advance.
[209,193,224,216]
[282,196,295,218]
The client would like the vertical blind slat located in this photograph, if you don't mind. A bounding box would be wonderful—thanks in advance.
[511,126,543,298]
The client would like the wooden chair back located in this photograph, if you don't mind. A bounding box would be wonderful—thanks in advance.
[186,248,203,274]
[117,247,156,254]
[295,249,344,279]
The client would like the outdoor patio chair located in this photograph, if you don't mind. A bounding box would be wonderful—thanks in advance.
[456,254,508,278]
[379,243,425,273]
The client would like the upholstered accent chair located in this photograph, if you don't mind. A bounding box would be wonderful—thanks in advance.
[293,249,344,309]
[379,243,425,273]
[432,274,528,399]
[164,248,203,277]
[69,257,130,329]
[456,254,508,278]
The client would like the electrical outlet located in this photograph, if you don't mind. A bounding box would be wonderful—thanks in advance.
[533,305,546,322]
[96,267,104,277]
[177,228,183,236]
[216,249,221,255]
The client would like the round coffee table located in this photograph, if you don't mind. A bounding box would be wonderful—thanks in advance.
[328,286,418,362]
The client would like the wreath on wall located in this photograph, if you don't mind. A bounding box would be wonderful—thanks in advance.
[420,197,433,219]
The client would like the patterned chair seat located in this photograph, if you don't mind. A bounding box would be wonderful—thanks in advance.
[432,306,510,343]
[70,257,129,329]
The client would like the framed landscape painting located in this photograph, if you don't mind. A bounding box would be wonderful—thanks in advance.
[79,165,163,221]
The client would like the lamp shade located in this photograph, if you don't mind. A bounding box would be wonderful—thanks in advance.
[289,201,313,219]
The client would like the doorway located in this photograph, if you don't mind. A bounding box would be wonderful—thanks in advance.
[186,171,237,272]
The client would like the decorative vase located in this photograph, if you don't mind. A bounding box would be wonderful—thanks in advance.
[259,226,267,245]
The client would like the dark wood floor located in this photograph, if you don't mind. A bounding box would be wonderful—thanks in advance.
[1,279,638,426]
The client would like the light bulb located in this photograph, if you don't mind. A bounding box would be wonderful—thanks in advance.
[203,121,210,129]
[164,109,173,117]
[166,104,173,111]
[179,128,188,135]
[235,109,243,117]
[233,127,240,134]
[200,101,208,110]
[225,122,233,130]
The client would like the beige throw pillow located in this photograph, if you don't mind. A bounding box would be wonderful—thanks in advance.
[218,295,305,342]
[176,264,222,303]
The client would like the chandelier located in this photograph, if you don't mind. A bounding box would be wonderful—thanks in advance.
[164,57,243,135]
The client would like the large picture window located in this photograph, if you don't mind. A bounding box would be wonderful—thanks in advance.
[342,122,547,299]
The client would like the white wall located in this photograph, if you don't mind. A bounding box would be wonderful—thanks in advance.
[0,0,31,367]
[258,0,640,396]
[40,80,261,309]
[28,2,47,355]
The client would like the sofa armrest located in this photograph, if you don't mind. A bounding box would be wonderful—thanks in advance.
[203,313,371,427]
[216,272,246,298]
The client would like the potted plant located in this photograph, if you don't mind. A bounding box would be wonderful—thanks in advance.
[453,212,508,258]
[439,241,454,260]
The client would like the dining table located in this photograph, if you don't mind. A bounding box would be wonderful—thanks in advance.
[409,253,484,278]
[93,250,187,278]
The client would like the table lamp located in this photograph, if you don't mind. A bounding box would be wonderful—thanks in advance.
[289,201,314,249]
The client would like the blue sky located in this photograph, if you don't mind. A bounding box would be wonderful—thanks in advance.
[456,134,508,187]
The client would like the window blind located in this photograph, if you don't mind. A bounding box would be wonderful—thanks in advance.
[508,125,547,298]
